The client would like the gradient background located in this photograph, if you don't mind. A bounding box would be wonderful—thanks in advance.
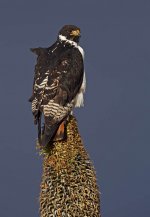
[0,0,150,216]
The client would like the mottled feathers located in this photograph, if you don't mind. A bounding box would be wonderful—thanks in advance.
[29,25,85,146]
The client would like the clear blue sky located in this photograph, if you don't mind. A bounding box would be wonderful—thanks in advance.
[0,0,150,216]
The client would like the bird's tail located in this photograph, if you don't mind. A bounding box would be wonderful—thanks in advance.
[38,113,42,144]
[40,121,66,146]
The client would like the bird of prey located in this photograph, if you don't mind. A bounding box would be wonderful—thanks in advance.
[29,25,86,146]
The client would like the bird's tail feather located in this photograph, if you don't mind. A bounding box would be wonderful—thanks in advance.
[38,113,42,144]
[40,121,66,146]
[40,124,59,146]
[53,122,66,142]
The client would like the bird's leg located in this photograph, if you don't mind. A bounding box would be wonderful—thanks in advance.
[53,121,66,142]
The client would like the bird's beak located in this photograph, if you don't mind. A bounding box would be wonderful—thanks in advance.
[70,29,80,37]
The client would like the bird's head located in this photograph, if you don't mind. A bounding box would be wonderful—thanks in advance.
[58,25,81,43]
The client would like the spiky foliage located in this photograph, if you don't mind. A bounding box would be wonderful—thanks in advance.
[39,115,101,217]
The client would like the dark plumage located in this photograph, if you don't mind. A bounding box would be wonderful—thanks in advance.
[29,25,85,146]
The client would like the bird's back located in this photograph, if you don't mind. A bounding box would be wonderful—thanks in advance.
[29,25,85,146]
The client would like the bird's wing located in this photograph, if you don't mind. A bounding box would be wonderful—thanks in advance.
[42,48,84,121]
[32,47,84,145]
[29,47,49,117]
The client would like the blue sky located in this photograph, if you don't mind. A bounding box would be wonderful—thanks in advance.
[0,0,150,216]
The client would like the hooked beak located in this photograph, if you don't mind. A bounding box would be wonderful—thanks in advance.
[70,29,80,37]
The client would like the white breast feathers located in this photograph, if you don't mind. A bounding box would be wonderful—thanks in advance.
[59,34,86,108]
